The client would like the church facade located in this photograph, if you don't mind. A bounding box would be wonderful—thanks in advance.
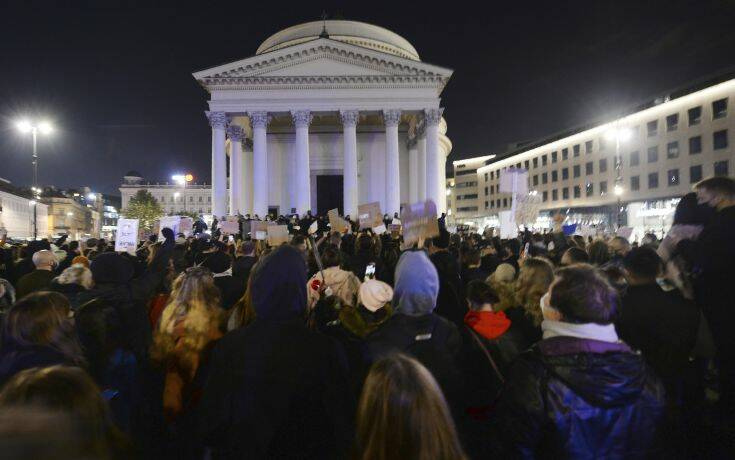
[193,20,453,219]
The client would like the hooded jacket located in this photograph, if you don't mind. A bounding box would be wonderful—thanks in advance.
[489,336,665,459]
[306,266,361,310]
[200,246,352,459]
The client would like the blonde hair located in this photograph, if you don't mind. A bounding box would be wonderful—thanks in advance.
[515,257,554,325]
[57,265,93,289]
[355,353,467,460]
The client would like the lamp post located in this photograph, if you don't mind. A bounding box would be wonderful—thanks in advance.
[16,119,53,239]
[172,174,193,214]
[605,126,631,230]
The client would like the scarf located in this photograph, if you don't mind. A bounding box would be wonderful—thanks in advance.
[465,310,511,340]
[541,319,619,343]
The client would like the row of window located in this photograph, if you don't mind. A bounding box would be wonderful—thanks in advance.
[647,98,728,136]
[169,208,211,214]
[485,161,730,209]
[158,195,211,203]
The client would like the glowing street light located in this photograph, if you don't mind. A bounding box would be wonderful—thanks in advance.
[16,118,54,239]
[604,127,632,143]
[614,184,624,196]
[172,173,193,212]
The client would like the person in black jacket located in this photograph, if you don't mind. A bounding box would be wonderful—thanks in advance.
[489,264,665,458]
[365,250,464,424]
[201,251,245,310]
[427,229,465,326]
[199,245,352,459]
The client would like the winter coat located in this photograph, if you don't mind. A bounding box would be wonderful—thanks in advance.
[200,246,353,459]
[430,250,466,326]
[50,281,89,311]
[489,336,665,459]
[306,266,361,310]
[504,305,543,346]
[15,269,55,299]
[0,342,77,387]
[213,274,246,310]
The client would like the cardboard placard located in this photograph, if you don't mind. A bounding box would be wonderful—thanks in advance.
[328,209,347,233]
[373,224,387,235]
[219,221,239,235]
[498,210,517,239]
[158,216,181,240]
[514,193,542,226]
[401,200,440,247]
[226,215,239,222]
[267,225,290,246]
[114,219,139,254]
[358,202,383,229]
[251,221,268,240]
[499,168,529,194]
[616,226,633,240]
[179,217,193,237]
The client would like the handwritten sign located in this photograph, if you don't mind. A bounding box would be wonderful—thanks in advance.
[219,221,239,235]
[251,221,268,240]
[328,209,347,233]
[114,219,139,254]
[401,200,440,247]
[267,225,290,246]
[358,202,383,229]
[498,210,516,239]
[499,168,529,194]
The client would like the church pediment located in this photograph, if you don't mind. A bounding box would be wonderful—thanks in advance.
[192,38,453,91]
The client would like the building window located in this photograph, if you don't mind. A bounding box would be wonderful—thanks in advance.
[490,171,494,180]
[484,173,488,181]
[714,130,728,150]
[485,201,489,209]
[198,196,202,202]
[668,169,680,186]
[542,154,548,166]
[484,186,488,196]
[631,175,640,191]
[456,169,477,176]
[562,148,569,160]
[542,173,548,184]
[551,151,558,163]
[189,196,193,202]
[713,98,728,119]
[689,136,702,154]
[573,185,581,198]
[542,191,548,202]
[207,197,211,202]
[715,160,729,177]
[599,158,607,173]
[532,175,539,186]
[666,113,679,131]
[647,120,658,137]
[688,106,702,126]
[667,141,679,159]
[600,181,607,195]
[170,196,174,203]
[573,145,580,157]
[648,172,659,189]
[532,158,538,168]
[562,168,569,180]
[586,182,593,197]
[490,201,494,209]
[585,140,593,154]
[573,165,580,178]
[690,165,702,183]
[552,170,558,182]
[496,199,501,208]
[562,187,569,199]
[552,189,558,201]
[647,146,658,163]
[502,198,507,207]
[630,151,640,166]
[585,162,593,175]
[524,160,530,169]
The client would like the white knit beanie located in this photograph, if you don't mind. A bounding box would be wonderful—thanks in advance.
[359,279,393,312]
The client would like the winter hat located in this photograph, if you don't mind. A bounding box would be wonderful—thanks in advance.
[490,263,516,283]
[359,279,393,312]
[202,251,231,274]
[71,256,90,268]
[90,252,134,285]
[393,251,439,316]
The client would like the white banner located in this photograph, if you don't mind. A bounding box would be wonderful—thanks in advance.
[158,216,181,240]
[115,219,139,254]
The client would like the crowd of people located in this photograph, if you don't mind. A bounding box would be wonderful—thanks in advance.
[0,176,734,459]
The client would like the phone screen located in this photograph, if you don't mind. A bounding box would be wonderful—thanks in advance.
[228,235,235,243]
[364,263,376,281]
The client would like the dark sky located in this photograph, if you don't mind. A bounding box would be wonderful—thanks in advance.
[1,0,734,196]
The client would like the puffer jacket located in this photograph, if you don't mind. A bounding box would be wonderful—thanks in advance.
[489,336,665,459]
[306,266,361,310]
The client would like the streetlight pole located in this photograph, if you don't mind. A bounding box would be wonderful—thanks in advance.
[17,120,52,240]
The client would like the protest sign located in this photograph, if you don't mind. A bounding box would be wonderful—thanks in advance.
[179,217,193,237]
[358,202,383,229]
[219,221,239,235]
[498,210,517,239]
[251,221,268,240]
[499,168,529,195]
[327,209,347,233]
[226,215,239,222]
[158,216,181,240]
[267,225,290,246]
[373,224,387,235]
[616,226,633,240]
[114,219,139,254]
[401,200,440,247]
[514,193,542,226]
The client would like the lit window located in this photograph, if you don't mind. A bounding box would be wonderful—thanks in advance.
[713,98,728,119]
[667,141,679,159]
[586,183,593,197]
[666,113,679,131]
[688,106,702,126]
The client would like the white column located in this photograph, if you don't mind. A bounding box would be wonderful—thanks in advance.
[340,110,359,218]
[250,111,271,218]
[291,110,313,215]
[206,111,227,217]
[408,138,419,204]
[425,108,444,208]
[227,125,245,215]
[417,127,427,201]
[383,109,401,215]
[243,141,253,216]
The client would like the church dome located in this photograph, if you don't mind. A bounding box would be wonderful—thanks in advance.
[256,20,420,61]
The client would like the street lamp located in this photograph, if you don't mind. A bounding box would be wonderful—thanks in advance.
[16,119,54,239]
[605,126,631,230]
[172,173,193,213]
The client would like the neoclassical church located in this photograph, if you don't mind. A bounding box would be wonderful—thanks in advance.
[193,20,453,218]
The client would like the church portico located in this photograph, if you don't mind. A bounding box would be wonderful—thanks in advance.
[194,20,454,218]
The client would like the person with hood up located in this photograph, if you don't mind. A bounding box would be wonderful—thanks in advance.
[306,245,361,311]
[489,264,665,458]
[365,250,463,423]
[200,245,352,459]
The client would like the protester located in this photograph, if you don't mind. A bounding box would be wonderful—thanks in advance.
[50,264,94,310]
[489,264,666,457]
[354,353,467,460]
[460,247,489,288]
[306,245,361,311]
[427,229,465,326]
[500,257,554,346]
[0,292,85,385]
[15,249,57,299]
[560,246,589,266]
[201,251,243,310]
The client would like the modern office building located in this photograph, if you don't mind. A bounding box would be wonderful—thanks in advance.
[447,155,495,223]
[456,71,734,239]
[0,178,49,240]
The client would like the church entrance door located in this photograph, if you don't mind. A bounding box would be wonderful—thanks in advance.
[316,175,344,215]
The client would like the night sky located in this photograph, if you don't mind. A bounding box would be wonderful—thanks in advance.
[1,0,734,196]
